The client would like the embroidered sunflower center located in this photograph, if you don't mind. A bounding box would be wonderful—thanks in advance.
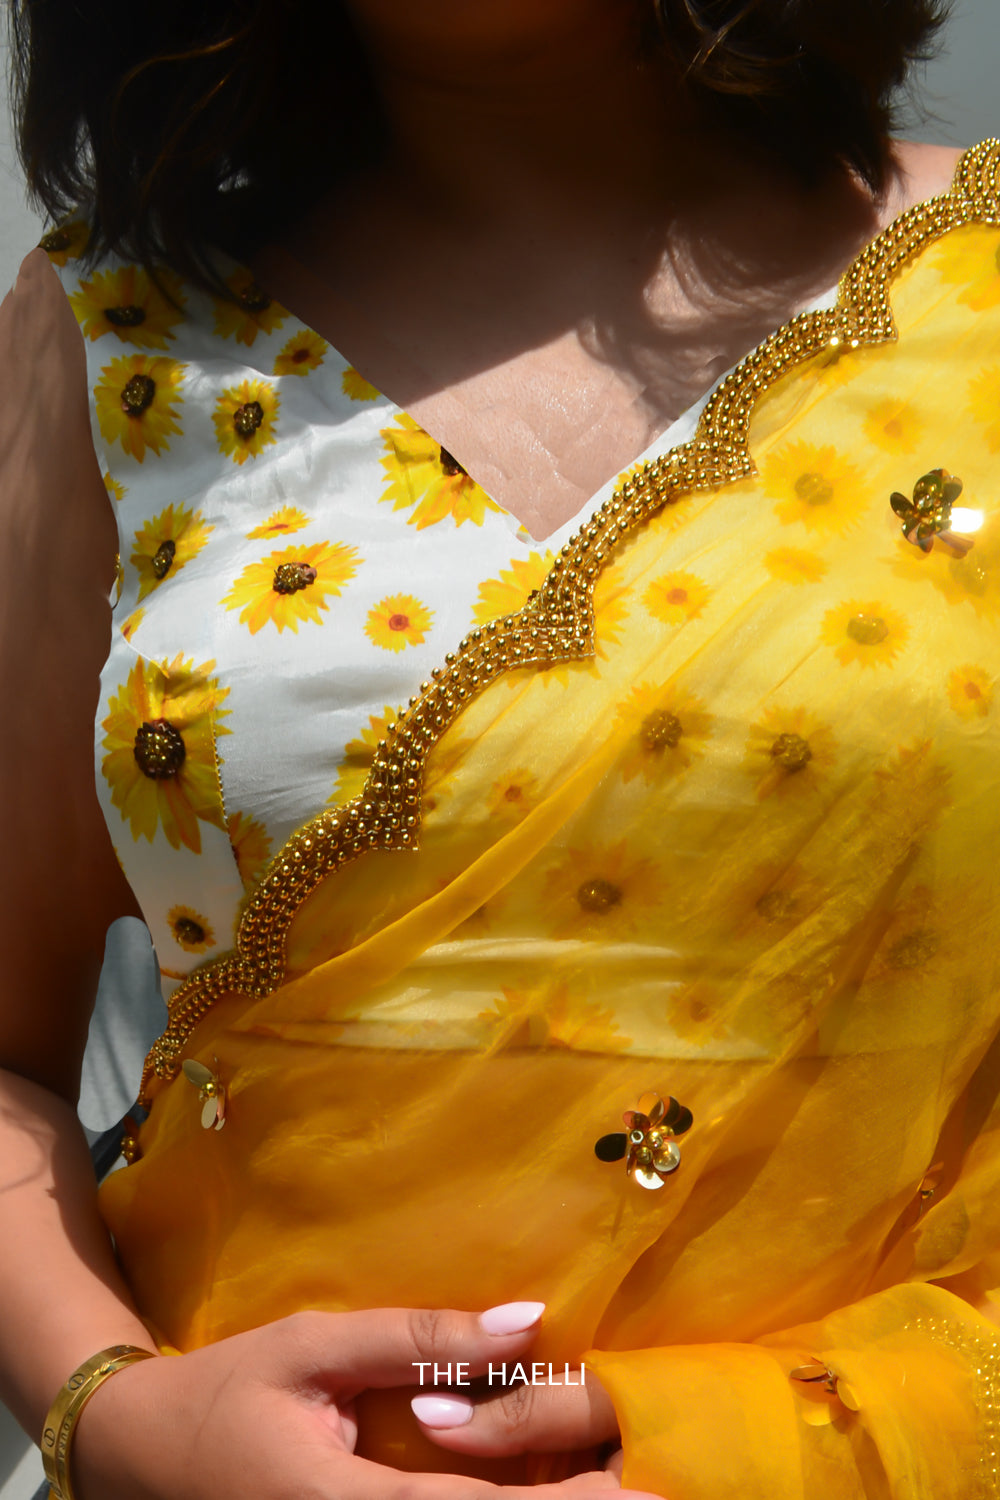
[120,374,156,416]
[151,539,177,580]
[238,283,271,313]
[794,471,834,506]
[846,613,889,645]
[133,719,186,779]
[272,561,317,595]
[576,878,622,914]
[291,347,310,364]
[887,930,939,969]
[388,613,410,631]
[640,710,683,751]
[439,446,467,477]
[233,401,265,437]
[40,227,71,253]
[770,733,812,772]
[173,916,206,946]
[105,304,147,328]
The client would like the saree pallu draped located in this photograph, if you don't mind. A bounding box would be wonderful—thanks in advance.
[101,144,1000,1497]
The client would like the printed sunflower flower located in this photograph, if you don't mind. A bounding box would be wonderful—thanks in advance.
[966,367,1000,452]
[104,473,127,504]
[861,883,954,989]
[480,980,631,1053]
[743,705,837,799]
[380,413,501,529]
[342,366,381,401]
[131,502,213,602]
[101,655,230,853]
[213,378,280,465]
[167,905,216,954]
[69,265,185,348]
[38,219,89,265]
[763,547,828,586]
[487,768,541,819]
[614,682,713,784]
[227,810,273,891]
[329,706,400,805]
[223,540,360,635]
[761,441,867,533]
[247,505,309,540]
[422,733,475,813]
[273,328,327,377]
[665,982,730,1046]
[862,398,924,455]
[121,609,144,642]
[947,664,994,719]
[365,593,434,652]
[933,226,1000,311]
[642,570,712,626]
[472,550,556,625]
[591,574,631,657]
[212,268,289,345]
[94,354,186,461]
[820,599,909,668]
[542,839,665,939]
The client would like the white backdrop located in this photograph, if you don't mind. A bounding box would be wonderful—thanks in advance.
[0,0,998,1496]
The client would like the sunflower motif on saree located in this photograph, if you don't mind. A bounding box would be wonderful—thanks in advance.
[213,379,280,465]
[743,705,837,799]
[131,502,213,601]
[541,840,666,938]
[891,516,1000,619]
[820,599,910,668]
[227,811,273,893]
[101,655,230,853]
[480,980,632,1054]
[379,413,502,529]
[167,905,216,954]
[763,547,828,585]
[761,440,867,534]
[273,329,327,377]
[329,706,402,805]
[94,354,186,461]
[222,540,361,634]
[947,664,994,719]
[614,682,713,784]
[641,569,712,626]
[69,265,185,348]
[212,269,289,345]
[931,223,1000,311]
[472,551,557,625]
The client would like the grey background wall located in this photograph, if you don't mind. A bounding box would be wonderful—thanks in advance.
[0,0,998,1496]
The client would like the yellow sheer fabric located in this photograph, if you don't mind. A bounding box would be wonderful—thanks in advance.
[101,156,1000,1496]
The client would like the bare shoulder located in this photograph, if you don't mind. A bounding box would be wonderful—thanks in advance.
[0,244,140,1100]
[887,139,968,215]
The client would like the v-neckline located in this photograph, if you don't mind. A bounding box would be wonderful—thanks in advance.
[245,156,962,549]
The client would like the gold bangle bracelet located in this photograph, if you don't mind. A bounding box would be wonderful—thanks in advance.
[40,1345,156,1500]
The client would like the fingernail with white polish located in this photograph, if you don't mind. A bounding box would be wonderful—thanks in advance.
[411,1394,474,1429]
[479,1301,545,1335]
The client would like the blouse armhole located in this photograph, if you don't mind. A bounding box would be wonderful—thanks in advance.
[0,247,141,1101]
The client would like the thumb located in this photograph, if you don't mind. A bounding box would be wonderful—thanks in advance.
[270,1302,546,1394]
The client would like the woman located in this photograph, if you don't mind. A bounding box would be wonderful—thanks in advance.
[2,1,998,1497]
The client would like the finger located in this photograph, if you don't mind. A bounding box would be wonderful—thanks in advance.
[267,1303,546,1394]
[412,1374,618,1457]
[328,1449,658,1500]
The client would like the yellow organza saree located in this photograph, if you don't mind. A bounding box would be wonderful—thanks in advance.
[101,142,1000,1498]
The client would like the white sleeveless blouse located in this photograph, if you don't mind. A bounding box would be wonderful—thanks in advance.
[44,227,709,997]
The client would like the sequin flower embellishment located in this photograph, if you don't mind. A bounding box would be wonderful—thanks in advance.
[94,355,186,461]
[595,1091,693,1190]
[889,468,976,556]
[214,379,280,464]
[182,1059,226,1131]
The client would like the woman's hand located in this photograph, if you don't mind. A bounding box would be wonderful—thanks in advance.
[413,1372,623,1476]
[72,1310,652,1500]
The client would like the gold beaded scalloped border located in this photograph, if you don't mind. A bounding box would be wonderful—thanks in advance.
[134,140,1000,1130]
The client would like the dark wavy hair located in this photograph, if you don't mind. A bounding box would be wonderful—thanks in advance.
[9,0,951,289]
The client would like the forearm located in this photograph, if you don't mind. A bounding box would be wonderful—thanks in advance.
[0,1068,157,1439]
